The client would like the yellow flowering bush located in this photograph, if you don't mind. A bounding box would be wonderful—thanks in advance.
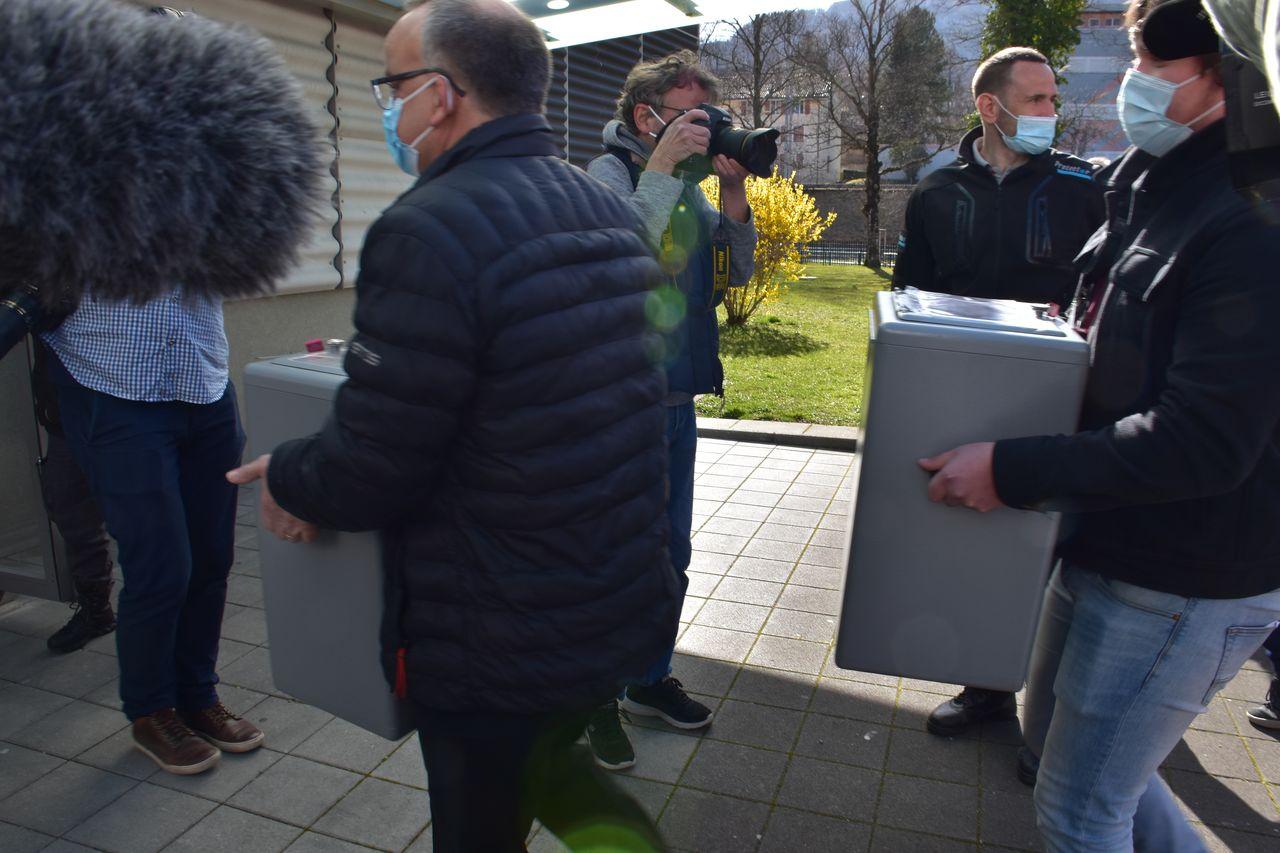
[701,171,836,326]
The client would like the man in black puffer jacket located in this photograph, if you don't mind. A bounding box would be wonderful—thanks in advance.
[229,1,677,849]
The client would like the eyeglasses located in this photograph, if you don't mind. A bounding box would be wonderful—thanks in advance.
[647,102,688,117]
[370,67,467,110]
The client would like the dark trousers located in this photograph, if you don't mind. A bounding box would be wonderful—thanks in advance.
[56,381,244,719]
[39,431,112,585]
[416,706,664,852]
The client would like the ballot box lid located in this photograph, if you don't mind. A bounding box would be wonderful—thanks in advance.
[268,352,346,375]
[875,290,1089,365]
[244,352,348,399]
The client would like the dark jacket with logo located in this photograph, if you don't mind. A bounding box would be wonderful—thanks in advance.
[993,122,1280,600]
[893,127,1104,306]
[267,115,681,714]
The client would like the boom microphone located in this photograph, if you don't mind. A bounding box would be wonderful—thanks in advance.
[0,0,328,325]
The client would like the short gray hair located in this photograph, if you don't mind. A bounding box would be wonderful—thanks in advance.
[417,0,549,116]
[615,51,719,135]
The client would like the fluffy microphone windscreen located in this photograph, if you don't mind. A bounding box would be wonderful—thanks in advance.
[0,0,329,308]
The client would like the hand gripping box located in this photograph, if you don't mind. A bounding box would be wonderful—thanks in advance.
[833,290,1089,691]
[244,353,414,740]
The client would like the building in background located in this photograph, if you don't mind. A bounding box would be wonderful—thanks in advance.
[1058,2,1130,161]
[716,93,842,185]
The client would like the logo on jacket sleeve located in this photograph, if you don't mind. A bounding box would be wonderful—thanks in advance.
[1054,162,1095,182]
[349,340,382,367]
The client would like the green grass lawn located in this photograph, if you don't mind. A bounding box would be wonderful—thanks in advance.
[695,265,890,427]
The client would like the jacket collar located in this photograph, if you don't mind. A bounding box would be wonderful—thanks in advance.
[955,125,1055,183]
[417,113,561,184]
[601,119,651,162]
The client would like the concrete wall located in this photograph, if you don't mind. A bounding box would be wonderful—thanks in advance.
[223,287,356,413]
[806,185,914,244]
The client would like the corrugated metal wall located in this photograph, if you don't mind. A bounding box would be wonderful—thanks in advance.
[330,13,416,285]
[553,26,698,168]
[548,50,571,159]
[176,0,345,293]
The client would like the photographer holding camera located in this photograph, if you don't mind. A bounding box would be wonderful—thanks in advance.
[585,51,759,771]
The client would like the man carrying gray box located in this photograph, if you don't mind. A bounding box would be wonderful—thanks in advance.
[921,1,1280,847]
[893,46,1104,771]
[229,1,677,849]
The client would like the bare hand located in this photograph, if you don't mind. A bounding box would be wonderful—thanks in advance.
[918,442,1004,512]
[648,109,710,175]
[712,154,751,223]
[226,454,319,544]
[712,154,750,188]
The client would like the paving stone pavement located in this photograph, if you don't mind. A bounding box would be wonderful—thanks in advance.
[1,439,1278,852]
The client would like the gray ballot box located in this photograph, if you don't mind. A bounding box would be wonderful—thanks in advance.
[243,352,414,740]
[833,289,1089,691]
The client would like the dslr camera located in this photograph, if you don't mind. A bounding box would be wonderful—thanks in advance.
[664,104,781,181]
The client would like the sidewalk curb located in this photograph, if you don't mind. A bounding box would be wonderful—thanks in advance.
[696,418,860,452]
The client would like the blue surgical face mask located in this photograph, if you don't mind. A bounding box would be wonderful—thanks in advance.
[382,76,450,176]
[1117,68,1223,157]
[994,99,1057,156]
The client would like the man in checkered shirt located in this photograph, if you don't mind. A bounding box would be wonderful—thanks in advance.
[42,286,265,775]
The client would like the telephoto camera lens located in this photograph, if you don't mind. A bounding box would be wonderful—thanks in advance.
[712,123,781,178]
[665,104,781,180]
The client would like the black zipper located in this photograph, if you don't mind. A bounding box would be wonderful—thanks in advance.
[994,179,1003,291]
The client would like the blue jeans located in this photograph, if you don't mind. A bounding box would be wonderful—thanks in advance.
[1023,563,1280,852]
[57,382,245,719]
[635,402,697,688]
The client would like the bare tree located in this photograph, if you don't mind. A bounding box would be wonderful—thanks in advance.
[795,1,964,269]
[701,13,841,183]
[701,13,806,129]
[1056,76,1123,157]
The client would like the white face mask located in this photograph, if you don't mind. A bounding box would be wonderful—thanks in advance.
[647,105,673,140]
[1117,68,1224,157]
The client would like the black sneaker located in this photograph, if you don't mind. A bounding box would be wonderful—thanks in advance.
[586,700,635,771]
[1246,680,1280,731]
[926,687,1017,737]
[623,677,713,730]
[1016,745,1039,787]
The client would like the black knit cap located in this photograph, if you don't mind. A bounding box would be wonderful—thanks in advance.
[1140,0,1221,59]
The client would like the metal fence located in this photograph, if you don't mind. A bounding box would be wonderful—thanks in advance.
[801,241,898,267]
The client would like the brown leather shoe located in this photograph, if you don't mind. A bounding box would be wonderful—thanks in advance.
[132,708,220,775]
[180,702,265,753]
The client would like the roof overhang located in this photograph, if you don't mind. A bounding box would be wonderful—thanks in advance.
[325,0,826,47]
